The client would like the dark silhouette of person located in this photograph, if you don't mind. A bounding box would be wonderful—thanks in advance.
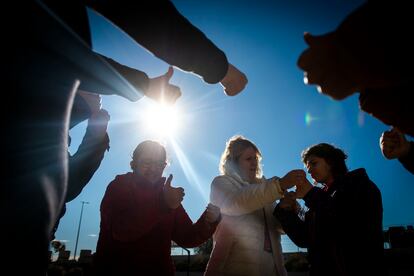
[94,140,221,275]
[297,1,412,173]
[274,143,386,276]
[2,1,247,273]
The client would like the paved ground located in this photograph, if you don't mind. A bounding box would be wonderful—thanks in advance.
[175,272,310,276]
[176,270,414,276]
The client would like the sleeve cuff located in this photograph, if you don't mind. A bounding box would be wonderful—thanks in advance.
[271,178,284,196]
[303,187,321,208]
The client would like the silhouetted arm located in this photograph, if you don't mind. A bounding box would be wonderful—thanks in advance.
[87,0,229,84]
[399,142,414,174]
[172,207,218,248]
[67,111,110,202]
[273,206,309,248]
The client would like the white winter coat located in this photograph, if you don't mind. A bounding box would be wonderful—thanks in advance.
[204,174,288,276]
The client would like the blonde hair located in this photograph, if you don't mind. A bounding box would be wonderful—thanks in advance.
[219,135,262,178]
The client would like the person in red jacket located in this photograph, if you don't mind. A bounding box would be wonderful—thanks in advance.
[95,140,221,275]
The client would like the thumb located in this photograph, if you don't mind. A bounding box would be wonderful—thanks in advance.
[392,127,404,135]
[164,66,174,82]
[304,32,316,46]
[165,174,173,188]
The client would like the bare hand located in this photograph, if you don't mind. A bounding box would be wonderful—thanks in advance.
[380,128,411,159]
[278,192,299,213]
[163,174,185,209]
[146,67,182,104]
[220,63,248,96]
[298,32,362,100]
[279,169,307,191]
[295,177,313,199]
[205,203,221,223]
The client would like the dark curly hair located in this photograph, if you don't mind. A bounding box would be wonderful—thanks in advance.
[301,143,348,178]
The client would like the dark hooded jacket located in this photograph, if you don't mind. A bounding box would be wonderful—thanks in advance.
[274,168,386,276]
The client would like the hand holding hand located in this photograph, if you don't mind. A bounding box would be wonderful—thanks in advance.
[279,169,306,191]
[380,128,411,159]
[205,203,221,223]
[163,174,185,209]
[220,63,248,96]
[146,67,182,104]
[295,177,313,199]
[278,192,299,213]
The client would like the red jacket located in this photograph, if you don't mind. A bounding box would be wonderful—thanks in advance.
[95,172,217,275]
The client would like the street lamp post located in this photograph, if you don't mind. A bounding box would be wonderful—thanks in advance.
[73,201,89,260]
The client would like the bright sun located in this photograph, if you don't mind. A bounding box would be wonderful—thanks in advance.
[141,102,182,137]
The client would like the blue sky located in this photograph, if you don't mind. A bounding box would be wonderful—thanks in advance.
[55,0,414,256]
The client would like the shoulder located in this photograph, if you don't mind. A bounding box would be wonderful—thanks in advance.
[345,168,381,194]
[211,175,234,186]
[347,168,371,183]
[106,173,133,191]
[211,175,238,190]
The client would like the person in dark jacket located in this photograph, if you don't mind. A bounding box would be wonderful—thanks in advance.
[296,0,413,174]
[380,127,414,175]
[2,1,246,273]
[95,140,221,275]
[297,1,411,137]
[274,143,386,276]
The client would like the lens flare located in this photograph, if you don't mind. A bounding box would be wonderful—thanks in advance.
[305,112,317,126]
[142,102,182,137]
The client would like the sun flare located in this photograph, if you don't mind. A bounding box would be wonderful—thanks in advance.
[141,102,182,137]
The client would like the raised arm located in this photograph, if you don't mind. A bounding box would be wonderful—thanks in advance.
[88,0,247,95]
[210,176,283,216]
[172,204,220,248]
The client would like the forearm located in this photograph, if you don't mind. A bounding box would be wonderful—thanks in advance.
[214,180,283,216]
[274,206,309,247]
[173,210,218,248]
[303,187,332,210]
[88,0,228,84]
[399,142,414,174]
[67,132,109,202]
[100,55,150,93]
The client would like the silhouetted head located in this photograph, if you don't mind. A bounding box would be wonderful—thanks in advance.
[301,143,348,184]
[130,140,167,183]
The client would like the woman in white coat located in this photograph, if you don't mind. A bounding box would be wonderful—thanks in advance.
[205,135,307,276]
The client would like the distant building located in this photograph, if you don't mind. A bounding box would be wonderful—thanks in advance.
[79,249,93,264]
[57,250,70,262]
[384,225,414,249]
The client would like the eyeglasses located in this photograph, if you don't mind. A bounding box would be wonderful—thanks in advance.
[138,159,166,169]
